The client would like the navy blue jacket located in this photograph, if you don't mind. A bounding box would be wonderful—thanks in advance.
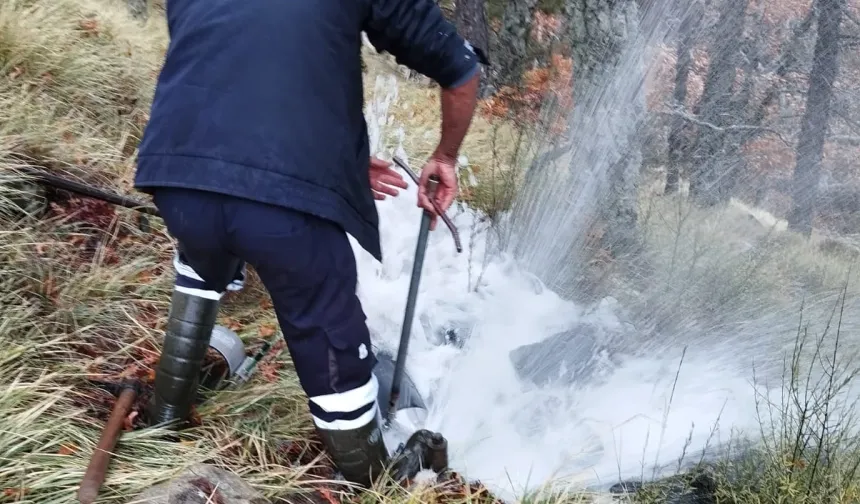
[134,0,479,261]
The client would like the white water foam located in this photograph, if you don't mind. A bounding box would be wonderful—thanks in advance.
[352,182,760,499]
[351,75,766,501]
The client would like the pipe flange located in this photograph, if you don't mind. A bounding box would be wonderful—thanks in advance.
[208,325,246,376]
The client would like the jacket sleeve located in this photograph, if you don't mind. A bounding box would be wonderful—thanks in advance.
[363,0,480,89]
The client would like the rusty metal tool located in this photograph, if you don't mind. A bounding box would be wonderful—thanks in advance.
[77,381,139,504]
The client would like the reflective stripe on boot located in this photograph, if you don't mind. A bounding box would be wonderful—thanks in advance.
[149,288,221,426]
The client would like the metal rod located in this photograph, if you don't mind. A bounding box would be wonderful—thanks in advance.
[391,157,462,253]
[19,167,160,217]
[77,382,138,504]
[387,175,439,426]
[232,333,282,386]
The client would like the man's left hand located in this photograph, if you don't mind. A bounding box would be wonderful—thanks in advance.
[369,157,408,200]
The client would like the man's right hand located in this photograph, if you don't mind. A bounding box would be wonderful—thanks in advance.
[416,69,479,230]
[417,154,458,231]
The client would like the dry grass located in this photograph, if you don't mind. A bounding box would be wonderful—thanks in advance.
[360,50,528,218]
[0,1,533,503]
[0,0,167,189]
[0,189,331,502]
[629,186,860,337]
[2,1,860,503]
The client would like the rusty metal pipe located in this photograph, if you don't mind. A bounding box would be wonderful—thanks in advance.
[78,382,138,504]
[428,432,449,474]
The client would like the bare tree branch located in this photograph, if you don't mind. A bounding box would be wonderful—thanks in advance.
[830,135,860,146]
[832,106,860,134]
[658,107,793,147]
[844,8,860,28]
[730,7,816,148]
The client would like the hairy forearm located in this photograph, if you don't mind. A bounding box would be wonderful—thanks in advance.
[433,71,480,162]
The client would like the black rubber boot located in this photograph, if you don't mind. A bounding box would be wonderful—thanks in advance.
[316,414,390,488]
[148,289,221,426]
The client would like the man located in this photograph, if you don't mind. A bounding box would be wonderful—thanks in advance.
[133,0,481,488]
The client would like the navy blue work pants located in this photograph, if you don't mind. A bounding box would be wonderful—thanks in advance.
[152,188,379,431]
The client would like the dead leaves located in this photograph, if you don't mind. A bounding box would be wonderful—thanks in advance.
[222,318,244,332]
[118,364,143,380]
[258,323,277,338]
[317,488,340,504]
[257,361,281,383]
[134,268,158,284]
[750,0,813,24]
[2,488,30,500]
[387,472,503,504]
[58,444,78,455]
[77,17,100,38]
[188,477,226,504]
[6,63,55,95]
[530,11,563,44]
[34,242,50,256]
[255,339,286,383]
[41,272,60,304]
[6,65,52,83]
[118,356,157,385]
[49,197,118,231]
[188,407,203,428]
[481,54,573,134]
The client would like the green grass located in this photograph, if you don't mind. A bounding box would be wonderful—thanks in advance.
[2,0,860,503]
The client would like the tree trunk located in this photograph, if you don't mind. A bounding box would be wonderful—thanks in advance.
[491,0,540,90]
[787,0,846,236]
[566,0,644,257]
[688,0,748,206]
[665,1,703,195]
[502,0,646,301]
[566,0,640,88]
[454,0,492,97]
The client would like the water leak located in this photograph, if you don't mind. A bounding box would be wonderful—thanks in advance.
[356,1,860,496]
[355,179,763,498]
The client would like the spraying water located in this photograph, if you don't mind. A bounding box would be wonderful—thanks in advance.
[356,1,860,499]
[354,167,763,497]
